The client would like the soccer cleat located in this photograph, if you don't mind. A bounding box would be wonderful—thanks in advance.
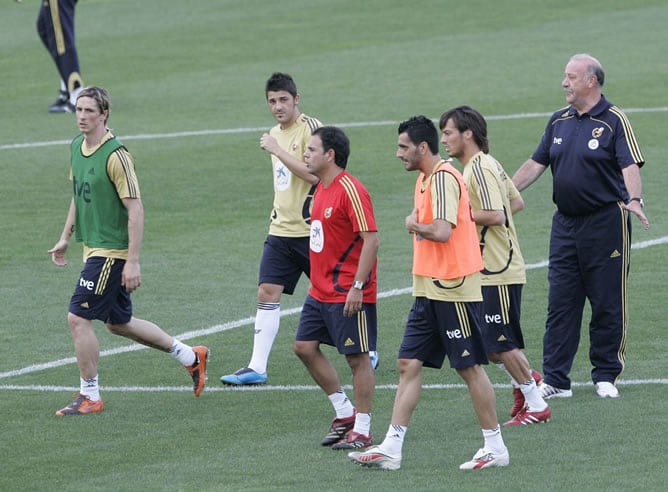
[510,369,544,416]
[331,431,372,450]
[55,393,104,416]
[503,405,551,426]
[220,367,267,386]
[531,369,544,386]
[348,446,401,470]
[321,413,356,446]
[187,346,209,397]
[595,381,620,398]
[510,388,525,417]
[48,91,75,113]
[540,383,572,399]
[459,447,510,470]
[369,351,379,370]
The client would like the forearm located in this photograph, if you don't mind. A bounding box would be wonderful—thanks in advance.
[354,232,380,283]
[125,200,144,262]
[512,159,546,192]
[275,149,318,184]
[622,164,643,199]
[59,199,77,241]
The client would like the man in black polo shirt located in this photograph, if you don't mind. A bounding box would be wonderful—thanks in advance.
[512,53,649,399]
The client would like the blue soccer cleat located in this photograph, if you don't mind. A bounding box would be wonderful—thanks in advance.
[220,367,267,386]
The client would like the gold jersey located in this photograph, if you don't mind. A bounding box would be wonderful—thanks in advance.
[268,113,322,237]
[463,151,526,286]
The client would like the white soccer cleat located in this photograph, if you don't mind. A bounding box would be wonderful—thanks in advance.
[459,447,510,470]
[595,381,620,398]
[348,446,401,470]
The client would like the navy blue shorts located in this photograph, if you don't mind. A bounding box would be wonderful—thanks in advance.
[399,296,488,369]
[296,295,377,355]
[68,256,132,324]
[480,284,525,352]
[259,235,310,295]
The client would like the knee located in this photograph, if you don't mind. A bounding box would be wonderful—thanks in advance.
[258,283,282,303]
[67,312,91,338]
[293,340,316,361]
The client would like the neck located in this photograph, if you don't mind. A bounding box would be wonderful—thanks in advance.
[419,154,444,176]
[574,93,602,115]
[460,146,481,166]
[319,166,343,187]
[280,110,301,130]
[84,127,108,147]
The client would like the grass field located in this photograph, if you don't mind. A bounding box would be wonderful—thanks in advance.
[1,0,667,490]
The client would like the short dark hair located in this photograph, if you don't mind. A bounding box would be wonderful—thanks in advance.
[397,115,439,154]
[313,126,350,168]
[265,72,298,97]
[439,105,489,154]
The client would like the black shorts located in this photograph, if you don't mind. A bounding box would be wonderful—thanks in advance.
[480,284,525,352]
[68,256,132,324]
[258,235,310,295]
[296,295,377,355]
[399,296,488,370]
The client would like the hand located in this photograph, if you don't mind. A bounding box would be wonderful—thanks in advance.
[623,201,649,230]
[121,260,141,293]
[405,208,418,234]
[260,133,280,155]
[48,239,69,266]
[343,288,363,317]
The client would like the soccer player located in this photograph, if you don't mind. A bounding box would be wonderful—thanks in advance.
[512,54,649,399]
[295,126,379,450]
[48,86,208,416]
[439,106,550,425]
[349,116,508,470]
[220,73,378,386]
[35,0,84,113]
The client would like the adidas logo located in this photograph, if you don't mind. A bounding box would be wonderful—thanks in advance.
[610,249,621,258]
[497,335,507,342]
[80,302,89,308]
[88,167,95,175]
[461,350,470,357]
[344,338,355,347]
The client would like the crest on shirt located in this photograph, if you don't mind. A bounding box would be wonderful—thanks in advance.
[292,143,298,151]
[324,207,333,219]
[592,127,604,138]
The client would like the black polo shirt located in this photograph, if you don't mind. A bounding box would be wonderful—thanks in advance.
[532,95,644,216]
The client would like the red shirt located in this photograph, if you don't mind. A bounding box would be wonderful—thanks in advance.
[308,171,378,303]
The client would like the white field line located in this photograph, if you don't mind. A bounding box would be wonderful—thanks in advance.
[2,379,667,394]
[1,236,666,388]
[1,107,667,151]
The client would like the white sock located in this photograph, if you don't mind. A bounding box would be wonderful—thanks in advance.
[353,412,371,436]
[248,303,280,374]
[380,424,406,457]
[520,378,548,411]
[80,375,100,402]
[328,388,354,419]
[169,339,196,366]
[59,79,67,94]
[482,425,506,455]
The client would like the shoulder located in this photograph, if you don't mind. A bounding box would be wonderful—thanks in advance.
[299,114,322,133]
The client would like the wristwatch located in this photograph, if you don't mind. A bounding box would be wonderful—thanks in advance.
[630,197,645,208]
[352,280,364,290]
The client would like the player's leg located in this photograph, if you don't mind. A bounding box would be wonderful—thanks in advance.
[542,212,585,396]
[331,304,377,450]
[294,296,356,446]
[581,204,630,398]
